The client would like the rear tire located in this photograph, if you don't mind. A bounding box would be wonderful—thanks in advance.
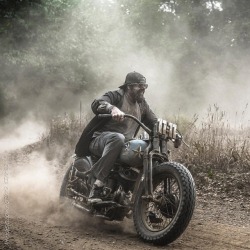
[133,162,196,245]
[59,158,91,213]
[60,164,73,198]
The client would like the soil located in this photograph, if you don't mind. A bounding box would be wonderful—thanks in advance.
[0,145,250,250]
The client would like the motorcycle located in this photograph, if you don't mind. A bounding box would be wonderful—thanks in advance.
[60,114,196,245]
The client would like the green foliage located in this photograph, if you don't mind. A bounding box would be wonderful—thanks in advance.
[0,0,250,122]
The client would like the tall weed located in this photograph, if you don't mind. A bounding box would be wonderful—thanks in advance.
[175,104,250,174]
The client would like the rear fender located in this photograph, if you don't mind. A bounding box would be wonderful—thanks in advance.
[74,156,92,172]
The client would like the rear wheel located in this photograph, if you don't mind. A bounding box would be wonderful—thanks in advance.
[59,159,90,212]
[133,162,196,245]
[60,164,73,198]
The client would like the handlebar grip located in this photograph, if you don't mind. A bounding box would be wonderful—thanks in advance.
[97,114,112,118]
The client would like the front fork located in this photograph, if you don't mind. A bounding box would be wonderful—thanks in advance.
[144,151,154,197]
[131,145,168,203]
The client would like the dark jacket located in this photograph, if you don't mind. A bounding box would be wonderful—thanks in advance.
[75,89,157,157]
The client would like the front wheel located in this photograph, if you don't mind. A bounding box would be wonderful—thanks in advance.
[133,162,196,245]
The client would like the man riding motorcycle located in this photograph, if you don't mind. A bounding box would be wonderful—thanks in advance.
[75,71,157,203]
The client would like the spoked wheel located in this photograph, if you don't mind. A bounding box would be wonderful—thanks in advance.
[133,162,196,245]
[142,178,180,230]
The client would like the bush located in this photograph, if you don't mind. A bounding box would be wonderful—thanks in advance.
[175,105,250,173]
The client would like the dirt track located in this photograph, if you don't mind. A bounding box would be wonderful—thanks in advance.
[1,199,250,250]
[0,149,250,250]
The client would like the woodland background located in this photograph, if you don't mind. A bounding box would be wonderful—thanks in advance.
[0,0,250,130]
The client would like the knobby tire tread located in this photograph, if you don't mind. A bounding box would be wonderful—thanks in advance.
[133,161,196,245]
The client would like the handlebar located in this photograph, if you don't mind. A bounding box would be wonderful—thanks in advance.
[97,114,188,147]
[97,114,152,135]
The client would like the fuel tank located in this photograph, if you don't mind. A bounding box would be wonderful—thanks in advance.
[119,139,148,168]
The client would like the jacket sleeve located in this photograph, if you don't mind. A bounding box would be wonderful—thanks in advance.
[141,100,158,131]
[91,91,120,115]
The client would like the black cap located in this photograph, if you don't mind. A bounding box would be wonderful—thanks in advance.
[119,71,146,89]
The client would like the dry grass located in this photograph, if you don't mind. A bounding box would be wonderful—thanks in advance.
[175,104,250,173]
[172,104,250,199]
[41,112,91,162]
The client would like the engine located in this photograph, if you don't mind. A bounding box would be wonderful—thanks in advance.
[157,118,177,140]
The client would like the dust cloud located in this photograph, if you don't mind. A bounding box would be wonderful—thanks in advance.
[0,150,135,233]
[0,120,45,153]
[0,152,55,209]
[1,1,250,135]
[0,151,84,226]
[61,1,250,122]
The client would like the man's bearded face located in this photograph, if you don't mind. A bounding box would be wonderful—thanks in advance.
[128,83,148,103]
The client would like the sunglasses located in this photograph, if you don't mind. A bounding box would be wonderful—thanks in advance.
[128,83,148,89]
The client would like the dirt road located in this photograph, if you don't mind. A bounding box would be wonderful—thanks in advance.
[0,148,250,250]
[1,199,250,250]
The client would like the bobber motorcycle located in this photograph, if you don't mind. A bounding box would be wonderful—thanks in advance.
[60,114,196,245]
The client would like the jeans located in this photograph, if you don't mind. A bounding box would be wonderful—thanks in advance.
[89,132,125,183]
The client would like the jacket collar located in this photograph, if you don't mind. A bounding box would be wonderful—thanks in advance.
[117,88,124,96]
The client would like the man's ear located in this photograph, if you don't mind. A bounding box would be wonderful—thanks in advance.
[126,85,131,91]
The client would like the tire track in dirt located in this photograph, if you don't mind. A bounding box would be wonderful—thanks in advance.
[1,209,250,250]
[183,221,250,250]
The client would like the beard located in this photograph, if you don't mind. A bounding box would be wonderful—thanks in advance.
[127,86,145,103]
[134,90,145,103]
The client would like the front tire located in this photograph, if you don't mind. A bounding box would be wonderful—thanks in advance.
[133,162,196,245]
